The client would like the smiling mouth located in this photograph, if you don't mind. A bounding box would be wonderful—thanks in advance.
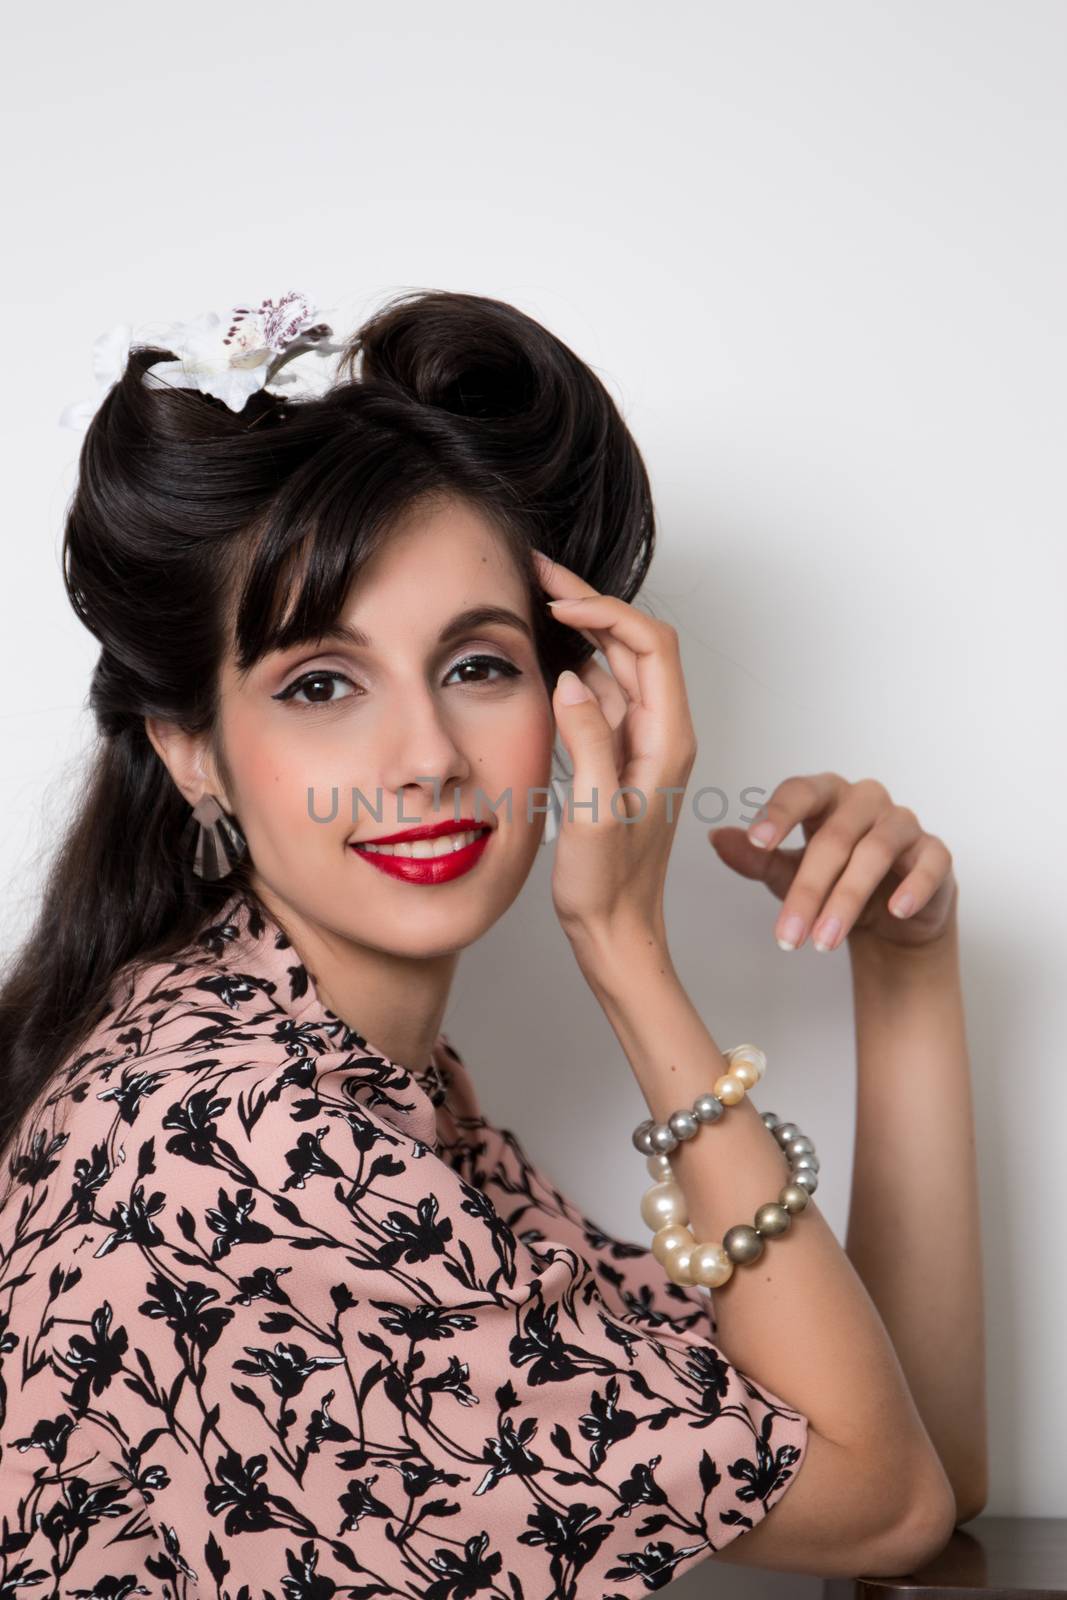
[352,826,491,859]
[349,823,494,886]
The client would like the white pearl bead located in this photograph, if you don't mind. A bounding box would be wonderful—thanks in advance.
[651,1223,695,1265]
[664,1240,696,1284]
[730,1059,760,1090]
[713,1073,746,1105]
[689,1240,735,1287]
[729,1044,767,1079]
[640,1180,688,1231]
[646,1152,673,1181]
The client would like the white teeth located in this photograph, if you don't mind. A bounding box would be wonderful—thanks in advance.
[357,828,487,859]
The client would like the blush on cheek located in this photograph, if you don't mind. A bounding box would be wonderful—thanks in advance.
[228,720,341,844]
[493,716,555,824]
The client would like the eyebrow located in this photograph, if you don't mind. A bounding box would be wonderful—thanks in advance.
[307,605,535,652]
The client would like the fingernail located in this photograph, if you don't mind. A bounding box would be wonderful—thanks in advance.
[890,893,915,917]
[813,916,842,953]
[749,822,776,848]
[546,598,582,606]
[557,669,591,704]
[776,914,805,951]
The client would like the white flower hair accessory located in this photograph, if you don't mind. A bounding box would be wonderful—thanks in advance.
[59,289,350,433]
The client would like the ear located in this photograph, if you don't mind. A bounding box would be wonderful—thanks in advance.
[144,716,232,812]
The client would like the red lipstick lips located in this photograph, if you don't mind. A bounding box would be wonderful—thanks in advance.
[349,817,494,885]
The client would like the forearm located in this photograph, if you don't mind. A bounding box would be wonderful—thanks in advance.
[845,914,988,1521]
[571,927,951,1524]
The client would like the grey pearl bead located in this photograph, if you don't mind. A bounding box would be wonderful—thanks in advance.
[632,1119,656,1154]
[774,1122,800,1147]
[793,1168,819,1194]
[694,1094,725,1123]
[723,1224,764,1264]
[761,1111,779,1129]
[754,1202,791,1237]
[649,1124,679,1154]
[786,1135,815,1158]
[779,1183,810,1213]
[792,1152,819,1173]
[669,1110,699,1142]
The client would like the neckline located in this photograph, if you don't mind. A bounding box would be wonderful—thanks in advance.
[199,886,452,1106]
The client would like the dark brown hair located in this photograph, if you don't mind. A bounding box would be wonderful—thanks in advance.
[0,289,656,1164]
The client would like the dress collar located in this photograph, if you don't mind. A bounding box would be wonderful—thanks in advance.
[197,886,453,1113]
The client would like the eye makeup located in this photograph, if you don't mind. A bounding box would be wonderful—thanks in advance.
[271,651,523,710]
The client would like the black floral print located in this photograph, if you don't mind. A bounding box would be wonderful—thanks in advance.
[0,888,809,1596]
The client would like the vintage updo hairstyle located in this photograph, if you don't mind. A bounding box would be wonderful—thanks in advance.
[0,288,656,1160]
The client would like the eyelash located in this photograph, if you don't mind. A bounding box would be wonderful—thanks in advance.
[274,653,522,709]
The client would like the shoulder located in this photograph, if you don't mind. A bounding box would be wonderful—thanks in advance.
[11,899,358,1145]
[0,925,370,1254]
[0,1022,453,1366]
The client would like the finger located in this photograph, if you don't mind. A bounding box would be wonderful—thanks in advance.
[551,669,623,829]
[579,656,629,733]
[531,550,642,703]
[531,552,696,796]
[781,799,921,952]
[769,780,891,949]
[579,656,630,777]
[809,807,926,951]
[746,771,849,850]
[545,594,691,767]
[708,826,806,902]
[884,834,954,921]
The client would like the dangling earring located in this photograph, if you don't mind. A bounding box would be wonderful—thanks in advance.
[180,793,248,880]
[541,736,572,846]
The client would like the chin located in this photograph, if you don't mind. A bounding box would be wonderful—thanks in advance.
[410,888,513,939]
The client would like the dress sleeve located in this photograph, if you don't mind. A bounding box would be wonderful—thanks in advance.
[436,1065,718,1336]
[5,1048,810,1595]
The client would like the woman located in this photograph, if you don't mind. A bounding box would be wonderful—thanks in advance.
[0,288,985,1594]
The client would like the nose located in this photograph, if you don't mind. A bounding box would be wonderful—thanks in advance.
[377,685,472,821]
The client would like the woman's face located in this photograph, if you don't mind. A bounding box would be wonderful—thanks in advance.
[214,497,556,960]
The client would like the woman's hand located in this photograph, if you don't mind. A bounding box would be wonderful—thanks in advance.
[530,549,697,959]
[708,772,958,953]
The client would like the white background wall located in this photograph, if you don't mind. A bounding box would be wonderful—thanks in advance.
[3,2,1064,1590]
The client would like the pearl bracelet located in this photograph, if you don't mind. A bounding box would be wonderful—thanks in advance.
[633,1044,820,1289]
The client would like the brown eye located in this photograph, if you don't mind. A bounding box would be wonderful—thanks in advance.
[444,654,521,686]
[273,671,360,707]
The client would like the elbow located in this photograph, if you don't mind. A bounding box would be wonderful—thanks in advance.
[954,1494,987,1528]
[896,1439,988,1554]
[863,1458,986,1576]
[886,1486,957,1575]
[861,1491,955,1579]
[953,1470,989,1527]
[879,1448,959,1576]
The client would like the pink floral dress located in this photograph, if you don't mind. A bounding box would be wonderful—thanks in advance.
[0,888,809,1596]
